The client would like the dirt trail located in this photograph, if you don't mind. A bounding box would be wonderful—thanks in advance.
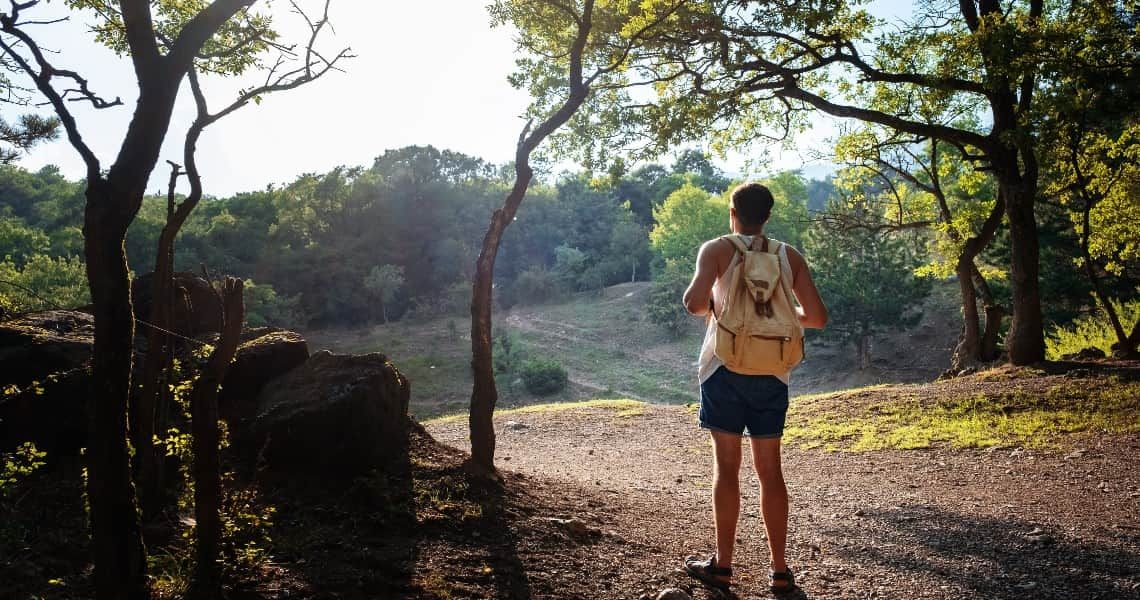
[427,399,1140,599]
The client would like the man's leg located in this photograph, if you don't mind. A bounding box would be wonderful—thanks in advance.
[750,437,789,574]
[710,430,744,569]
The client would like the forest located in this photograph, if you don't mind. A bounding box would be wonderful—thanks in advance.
[0,1,1138,599]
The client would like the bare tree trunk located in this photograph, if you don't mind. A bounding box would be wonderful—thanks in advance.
[134,164,183,519]
[857,333,871,370]
[468,0,596,474]
[951,259,982,371]
[970,265,1004,362]
[1077,197,1130,353]
[84,181,149,600]
[189,278,244,600]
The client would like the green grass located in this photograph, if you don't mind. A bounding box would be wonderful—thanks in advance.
[424,398,647,426]
[1045,297,1140,359]
[784,377,1140,451]
[306,283,702,418]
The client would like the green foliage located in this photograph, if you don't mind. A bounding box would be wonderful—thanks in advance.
[759,170,812,250]
[649,182,725,267]
[0,254,89,313]
[645,259,692,336]
[519,358,568,396]
[242,279,305,329]
[65,0,278,76]
[493,331,523,377]
[0,443,46,494]
[1046,298,1140,360]
[0,216,49,266]
[807,221,930,348]
[364,264,406,322]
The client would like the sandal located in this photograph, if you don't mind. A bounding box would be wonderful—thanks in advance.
[768,567,796,594]
[684,554,732,590]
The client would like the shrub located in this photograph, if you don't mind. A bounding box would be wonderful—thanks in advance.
[512,267,557,305]
[520,359,568,396]
[646,259,692,336]
[1046,297,1140,359]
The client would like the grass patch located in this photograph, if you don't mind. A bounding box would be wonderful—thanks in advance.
[424,398,647,426]
[784,377,1140,451]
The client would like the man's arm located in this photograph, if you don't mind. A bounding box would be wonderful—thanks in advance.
[682,239,723,316]
[785,245,828,329]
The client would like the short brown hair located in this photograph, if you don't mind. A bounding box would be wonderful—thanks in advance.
[730,182,774,227]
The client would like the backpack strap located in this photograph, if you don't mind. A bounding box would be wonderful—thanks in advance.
[722,234,750,255]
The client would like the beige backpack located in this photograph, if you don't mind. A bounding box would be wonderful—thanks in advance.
[712,235,805,374]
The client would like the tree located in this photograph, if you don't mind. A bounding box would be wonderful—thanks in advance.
[586,0,1135,365]
[807,220,930,369]
[470,0,687,473]
[0,54,59,162]
[364,264,405,323]
[0,2,311,597]
[830,128,1006,370]
[132,2,348,520]
[1037,3,1140,357]
[648,182,725,266]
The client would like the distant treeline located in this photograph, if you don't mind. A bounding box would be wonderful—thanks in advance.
[0,145,1132,362]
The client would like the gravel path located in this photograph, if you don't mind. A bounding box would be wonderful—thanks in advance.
[427,401,1140,599]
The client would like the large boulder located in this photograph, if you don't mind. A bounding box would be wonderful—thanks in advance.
[219,328,310,431]
[250,351,410,476]
[132,272,222,337]
[0,310,93,388]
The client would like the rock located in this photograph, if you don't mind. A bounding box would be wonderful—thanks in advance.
[505,420,528,431]
[0,367,89,457]
[219,328,310,432]
[542,517,597,538]
[251,351,410,476]
[1063,449,1086,460]
[0,310,93,388]
[655,589,691,600]
[132,272,222,338]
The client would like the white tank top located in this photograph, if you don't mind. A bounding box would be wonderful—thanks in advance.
[697,235,796,385]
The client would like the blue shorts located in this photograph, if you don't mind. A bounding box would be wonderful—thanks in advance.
[699,366,789,438]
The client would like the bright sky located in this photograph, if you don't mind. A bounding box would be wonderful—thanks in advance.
[12,0,913,196]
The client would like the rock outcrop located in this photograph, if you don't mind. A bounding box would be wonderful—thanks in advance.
[251,351,410,476]
[132,271,223,337]
[219,328,310,431]
[0,310,93,388]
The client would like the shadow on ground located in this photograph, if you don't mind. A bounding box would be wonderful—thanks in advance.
[827,503,1140,599]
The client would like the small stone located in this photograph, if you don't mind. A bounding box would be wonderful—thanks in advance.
[676,477,683,484]
[655,588,692,600]
[1063,449,1086,460]
[505,420,528,431]
[854,509,866,517]
[1009,448,1025,458]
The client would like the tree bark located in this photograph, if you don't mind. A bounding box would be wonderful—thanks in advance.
[951,258,982,371]
[1000,172,1046,365]
[469,0,596,473]
[190,278,245,600]
[84,180,149,600]
[134,164,182,519]
[970,264,1004,362]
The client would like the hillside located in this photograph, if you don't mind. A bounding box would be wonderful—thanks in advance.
[305,280,963,419]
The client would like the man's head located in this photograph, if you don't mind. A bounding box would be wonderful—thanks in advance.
[729,182,774,233]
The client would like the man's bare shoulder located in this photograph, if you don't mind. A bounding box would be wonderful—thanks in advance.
[781,242,810,271]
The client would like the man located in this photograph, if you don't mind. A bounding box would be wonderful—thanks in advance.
[681,182,828,595]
